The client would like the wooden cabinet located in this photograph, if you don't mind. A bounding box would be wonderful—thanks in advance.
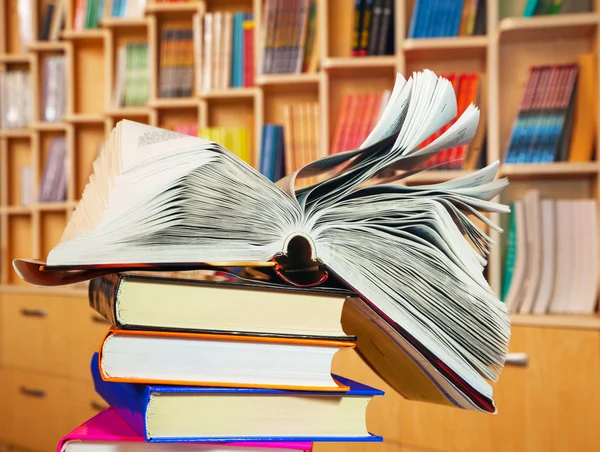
[1,295,600,452]
[320,325,600,452]
[0,292,109,379]
[0,368,72,451]
[0,291,109,451]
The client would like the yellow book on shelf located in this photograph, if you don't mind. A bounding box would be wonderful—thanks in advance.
[568,52,597,162]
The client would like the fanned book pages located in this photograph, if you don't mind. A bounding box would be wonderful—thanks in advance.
[13,70,511,413]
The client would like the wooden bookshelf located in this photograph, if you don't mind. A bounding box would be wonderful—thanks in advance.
[0,0,597,322]
[2,1,600,451]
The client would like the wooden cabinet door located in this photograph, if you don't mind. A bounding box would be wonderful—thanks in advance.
[0,368,72,452]
[317,325,600,452]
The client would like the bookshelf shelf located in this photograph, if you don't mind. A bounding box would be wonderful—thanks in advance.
[63,114,106,124]
[200,88,258,99]
[323,56,398,70]
[145,3,202,13]
[0,129,32,138]
[27,41,68,52]
[0,54,32,63]
[150,98,199,108]
[499,13,598,42]
[3,206,32,214]
[510,313,600,330]
[35,202,72,212]
[61,29,106,40]
[105,107,151,116]
[28,122,69,131]
[256,73,322,86]
[100,18,149,28]
[500,163,599,178]
[403,36,489,59]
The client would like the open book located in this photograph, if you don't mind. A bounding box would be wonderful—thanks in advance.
[13,70,510,413]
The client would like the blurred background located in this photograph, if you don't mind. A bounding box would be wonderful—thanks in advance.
[0,0,599,450]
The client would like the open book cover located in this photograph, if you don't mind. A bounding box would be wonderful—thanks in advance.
[13,70,511,413]
[57,407,313,451]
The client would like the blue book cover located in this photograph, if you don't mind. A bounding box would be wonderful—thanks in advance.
[448,0,464,37]
[260,125,275,180]
[274,125,285,181]
[91,353,383,443]
[408,0,421,38]
[231,13,244,88]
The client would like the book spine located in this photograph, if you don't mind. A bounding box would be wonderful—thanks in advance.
[359,0,374,56]
[351,0,364,56]
[367,0,382,55]
[40,3,55,40]
[377,0,392,55]
[88,273,123,326]
[243,17,255,86]
[294,0,310,73]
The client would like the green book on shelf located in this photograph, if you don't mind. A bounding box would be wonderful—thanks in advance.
[501,202,517,302]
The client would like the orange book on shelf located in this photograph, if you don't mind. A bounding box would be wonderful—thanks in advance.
[97,327,354,392]
[569,53,597,162]
[330,94,351,153]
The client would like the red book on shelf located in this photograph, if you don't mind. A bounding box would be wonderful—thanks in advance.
[243,18,255,86]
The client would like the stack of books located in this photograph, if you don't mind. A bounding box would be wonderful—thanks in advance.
[57,271,384,450]
[15,71,512,427]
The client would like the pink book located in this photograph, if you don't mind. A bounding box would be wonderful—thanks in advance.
[58,408,312,452]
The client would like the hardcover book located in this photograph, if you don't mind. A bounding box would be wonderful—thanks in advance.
[89,271,356,340]
[58,408,312,451]
[96,327,354,391]
[91,354,383,443]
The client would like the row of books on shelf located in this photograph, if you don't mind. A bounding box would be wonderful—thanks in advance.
[196,11,256,93]
[57,269,382,450]
[0,70,33,129]
[74,0,146,30]
[502,190,599,315]
[18,137,68,205]
[113,42,150,107]
[166,124,253,165]
[421,72,486,170]
[43,55,67,122]
[159,28,194,98]
[507,0,592,18]
[505,54,597,164]
[261,0,319,74]
[351,0,395,56]
[408,0,486,39]
[331,73,486,171]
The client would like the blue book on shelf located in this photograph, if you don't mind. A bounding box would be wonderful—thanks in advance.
[260,124,275,180]
[408,0,421,38]
[231,13,244,88]
[448,0,464,37]
[91,353,383,443]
